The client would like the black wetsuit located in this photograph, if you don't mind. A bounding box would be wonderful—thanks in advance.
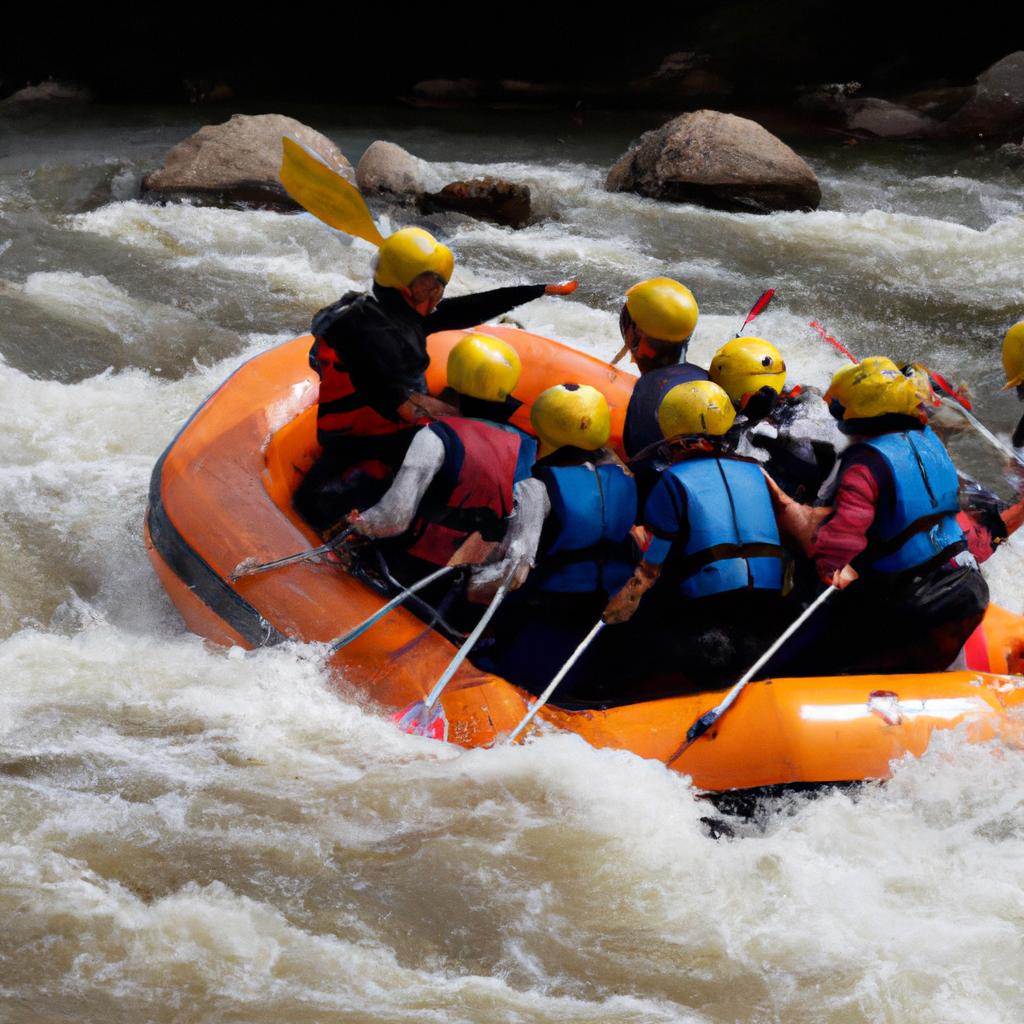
[296,282,546,529]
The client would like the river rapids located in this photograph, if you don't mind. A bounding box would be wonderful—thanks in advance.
[1,103,1023,1023]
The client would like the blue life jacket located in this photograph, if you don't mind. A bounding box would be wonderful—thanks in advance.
[845,425,965,575]
[646,454,784,600]
[532,462,638,595]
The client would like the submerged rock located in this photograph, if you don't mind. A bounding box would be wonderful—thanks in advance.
[606,109,820,214]
[356,140,424,200]
[421,177,531,228]
[142,113,352,210]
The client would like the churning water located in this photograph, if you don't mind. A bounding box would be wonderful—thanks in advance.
[1,102,1023,1023]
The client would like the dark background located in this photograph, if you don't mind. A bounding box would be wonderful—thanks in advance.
[3,5,1022,106]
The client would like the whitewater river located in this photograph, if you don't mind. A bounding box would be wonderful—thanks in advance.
[1,101,1023,1023]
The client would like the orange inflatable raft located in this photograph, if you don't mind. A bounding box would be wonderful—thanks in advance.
[144,328,1024,794]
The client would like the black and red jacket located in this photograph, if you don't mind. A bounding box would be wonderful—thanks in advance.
[309,282,546,447]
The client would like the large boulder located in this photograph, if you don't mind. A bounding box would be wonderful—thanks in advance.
[356,140,424,200]
[606,110,820,214]
[942,52,1024,138]
[421,177,531,229]
[142,113,352,210]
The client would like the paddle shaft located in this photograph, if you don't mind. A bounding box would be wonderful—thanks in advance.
[330,564,457,652]
[505,620,605,745]
[229,529,354,581]
[940,397,1024,469]
[673,585,837,759]
[422,569,516,712]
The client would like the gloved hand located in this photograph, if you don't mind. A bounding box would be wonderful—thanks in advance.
[544,280,578,296]
[602,586,641,624]
[323,512,370,568]
[762,471,830,555]
[828,564,859,589]
[602,561,660,624]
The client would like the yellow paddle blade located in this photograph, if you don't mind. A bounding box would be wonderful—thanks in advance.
[279,135,385,247]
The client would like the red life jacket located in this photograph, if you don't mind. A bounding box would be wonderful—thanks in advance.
[407,417,521,566]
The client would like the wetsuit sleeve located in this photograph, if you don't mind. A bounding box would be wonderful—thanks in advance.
[356,429,446,537]
[424,285,547,332]
[812,463,879,577]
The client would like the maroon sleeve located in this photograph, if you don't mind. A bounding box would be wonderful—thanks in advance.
[956,510,998,564]
[813,463,880,579]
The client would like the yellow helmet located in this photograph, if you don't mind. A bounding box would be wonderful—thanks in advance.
[657,380,736,439]
[709,336,787,408]
[530,383,611,457]
[824,356,925,422]
[899,363,941,410]
[1002,321,1024,390]
[447,332,521,402]
[624,278,699,343]
[372,227,454,290]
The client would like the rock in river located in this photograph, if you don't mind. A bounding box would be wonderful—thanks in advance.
[356,140,424,201]
[606,109,820,214]
[142,113,352,210]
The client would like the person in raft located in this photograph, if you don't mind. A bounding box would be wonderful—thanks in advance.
[618,278,706,476]
[601,380,794,693]
[899,362,1024,565]
[1003,319,1024,450]
[342,331,543,606]
[710,336,846,504]
[294,226,577,530]
[476,383,638,699]
[789,357,989,675]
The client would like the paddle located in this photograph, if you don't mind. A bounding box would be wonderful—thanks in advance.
[939,397,1024,470]
[330,564,457,652]
[279,136,385,246]
[328,532,495,652]
[736,288,775,336]
[393,566,517,739]
[808,320,858,364]
[667,585,837,765]
[504,620,605,745]
[229,527,355,582]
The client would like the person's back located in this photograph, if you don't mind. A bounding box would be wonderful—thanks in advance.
[604,380,790,694]
[616,278,708,466]
[345,332,541,615]
[793,357,989,676]
[479,384,638,701]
